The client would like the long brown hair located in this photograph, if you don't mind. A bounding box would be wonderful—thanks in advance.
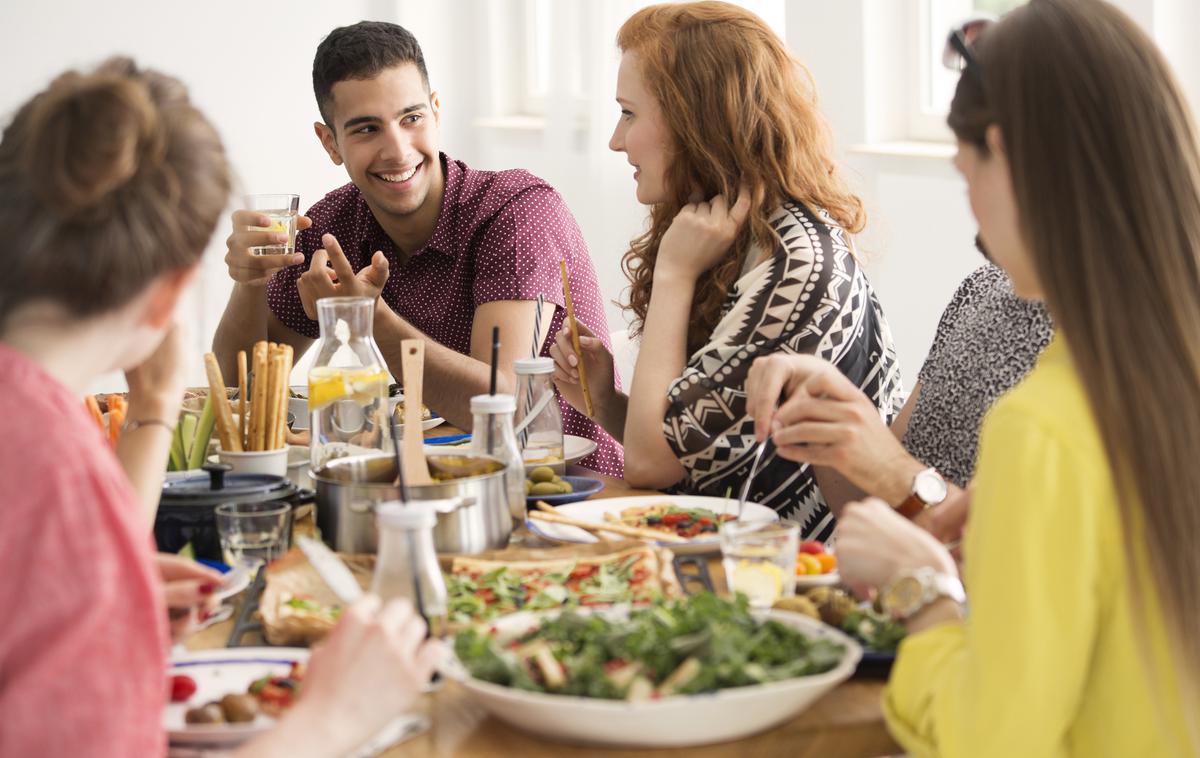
[616,2,864,352]
[950,0,1200,736]
[0,57,230,327]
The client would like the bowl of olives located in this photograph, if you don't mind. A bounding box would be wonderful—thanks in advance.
[524,467,605,507]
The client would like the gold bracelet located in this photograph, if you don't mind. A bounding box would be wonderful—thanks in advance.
[121,418,176,434]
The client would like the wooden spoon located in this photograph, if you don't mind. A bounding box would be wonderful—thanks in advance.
[399,339,433,486]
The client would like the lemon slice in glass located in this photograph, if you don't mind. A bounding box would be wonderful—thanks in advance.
[308,366,388,410]
[730,561,785,606]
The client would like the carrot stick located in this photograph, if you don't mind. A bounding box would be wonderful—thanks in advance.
[107,403,124,447]
[560,260,593,417]
[203,353,241,452]
[85,395,105,433]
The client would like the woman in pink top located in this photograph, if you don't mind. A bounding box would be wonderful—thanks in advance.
[0,58,439,757]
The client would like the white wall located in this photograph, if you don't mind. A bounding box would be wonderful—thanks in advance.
[1,0,1195,392]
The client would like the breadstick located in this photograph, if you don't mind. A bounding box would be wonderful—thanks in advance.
[203,353,241,452]
[275,345,293,449]
[265,347,283,450]
[559,260,593,417]
[529,509,686,543]
[250,341,268,451]
[237,350,247,450]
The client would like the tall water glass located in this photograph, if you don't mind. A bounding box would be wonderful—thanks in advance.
[245,194,300,255]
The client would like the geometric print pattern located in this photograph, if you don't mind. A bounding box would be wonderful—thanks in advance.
[663,200,905,540]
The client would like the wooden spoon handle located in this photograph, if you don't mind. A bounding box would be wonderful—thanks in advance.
[400,339,433,485]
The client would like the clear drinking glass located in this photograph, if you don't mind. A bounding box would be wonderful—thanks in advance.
[215,501,293,567]
[245,194,300,256]
[720,521,799,609]
[513,357,565,475]
[308,297,392,471]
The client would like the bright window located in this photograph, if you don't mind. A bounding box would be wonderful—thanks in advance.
[910,0,1027,140]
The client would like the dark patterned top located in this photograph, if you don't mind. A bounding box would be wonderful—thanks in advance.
[266,153,623,476]
[663,200,905,540]
[902,264,1054,485]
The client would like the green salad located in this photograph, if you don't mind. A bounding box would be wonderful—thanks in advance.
[453,593,846,700]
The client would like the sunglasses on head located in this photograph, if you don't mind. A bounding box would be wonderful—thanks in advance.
[942,15,996,76]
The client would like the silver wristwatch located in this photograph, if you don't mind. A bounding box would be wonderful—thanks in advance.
[880,566,966,621]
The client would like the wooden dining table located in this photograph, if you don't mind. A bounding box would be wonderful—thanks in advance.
[186,429,901,758]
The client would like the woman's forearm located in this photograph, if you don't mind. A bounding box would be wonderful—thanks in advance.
[116,395,179,528]
[622,271,692,488]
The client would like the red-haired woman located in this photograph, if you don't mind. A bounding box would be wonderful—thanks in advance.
[552,1,903,540]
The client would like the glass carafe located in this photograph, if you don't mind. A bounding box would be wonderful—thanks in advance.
[513,357,565,475]
[308,297,392,471]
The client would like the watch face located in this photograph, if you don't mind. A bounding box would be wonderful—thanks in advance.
[915,470,948,504]
[883,575,924,618]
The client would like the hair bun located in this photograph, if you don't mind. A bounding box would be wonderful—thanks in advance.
[23,69,163,219]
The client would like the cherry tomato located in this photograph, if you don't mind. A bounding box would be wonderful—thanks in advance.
[799,540,826,555]
[797,553,823,576]
[169,674,197,703]
[816,553,838,573]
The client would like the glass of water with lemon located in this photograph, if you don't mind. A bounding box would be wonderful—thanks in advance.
[245,194,300,255]
[721,520,799,609]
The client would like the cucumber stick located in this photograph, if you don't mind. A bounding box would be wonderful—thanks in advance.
[186,395,217,470]
[168,419,187,471]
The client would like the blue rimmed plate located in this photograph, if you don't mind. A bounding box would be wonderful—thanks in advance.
[525,476,605,507]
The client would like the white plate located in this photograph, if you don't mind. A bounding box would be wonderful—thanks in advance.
[526,495,778,556]
[443,607,861,748]
[522,434,598,472]
[795,570,841,588]
[164,647,308,747]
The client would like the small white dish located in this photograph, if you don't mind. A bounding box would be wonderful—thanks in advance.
[522,434,598,472]
[794,570,841,588]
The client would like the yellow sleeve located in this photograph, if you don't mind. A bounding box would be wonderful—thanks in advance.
[882,397,1109,758]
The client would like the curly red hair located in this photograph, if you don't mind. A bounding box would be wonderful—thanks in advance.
[616,2,864,352]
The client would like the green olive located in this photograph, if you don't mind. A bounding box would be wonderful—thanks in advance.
[556,480,573,494]
[529,466,556,483]
[524,479,533,495]
[530,481,562,496]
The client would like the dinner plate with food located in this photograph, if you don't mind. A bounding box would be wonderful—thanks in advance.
[526,495,778,555]
[443,593,861,747]
[164,647,309,747]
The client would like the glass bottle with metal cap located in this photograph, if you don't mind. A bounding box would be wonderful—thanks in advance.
[513,357,565,476]
[371,501,448,623]
[467,393,526,524]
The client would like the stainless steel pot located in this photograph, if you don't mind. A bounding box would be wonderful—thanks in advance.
[313,451,512,554]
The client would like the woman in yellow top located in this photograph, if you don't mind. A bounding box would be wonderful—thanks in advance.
[747,0,1198,754]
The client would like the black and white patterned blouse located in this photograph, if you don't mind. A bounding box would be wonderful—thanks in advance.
[902,264,1054,485]
[663,200,905,541]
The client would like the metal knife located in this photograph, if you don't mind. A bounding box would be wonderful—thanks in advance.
[297,536,364,606]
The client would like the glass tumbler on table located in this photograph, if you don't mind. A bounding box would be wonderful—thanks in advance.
[245,193,300,256]
[215,501,293,567]
[720,520,799,609]
[513,357,564,475]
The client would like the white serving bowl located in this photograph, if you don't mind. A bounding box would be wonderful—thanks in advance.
[442,607,862,748]
[216,446,288,477]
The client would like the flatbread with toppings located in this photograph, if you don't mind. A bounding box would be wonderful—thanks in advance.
[605,503,735,539]
[447,544,679,625]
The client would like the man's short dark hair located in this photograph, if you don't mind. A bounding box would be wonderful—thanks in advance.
[312,21,429,127]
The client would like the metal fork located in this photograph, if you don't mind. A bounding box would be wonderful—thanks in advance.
[736,438,771,521]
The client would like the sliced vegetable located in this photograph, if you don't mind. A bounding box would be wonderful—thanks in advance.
[186,395,217,470]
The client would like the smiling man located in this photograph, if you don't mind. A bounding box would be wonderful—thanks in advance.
[213,21,621,475]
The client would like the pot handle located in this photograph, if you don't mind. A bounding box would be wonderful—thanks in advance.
[430,496,476,515]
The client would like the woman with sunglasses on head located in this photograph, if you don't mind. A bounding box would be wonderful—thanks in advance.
[815,1,1198,754]
[0,58,439,757]
[551,1,904,540]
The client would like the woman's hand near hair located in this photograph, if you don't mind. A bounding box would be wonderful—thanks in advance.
[236,596,442,758]
[549,319,626,441]
[655,190,752,282]
[746,353,938,508]
[119,323,188,527]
